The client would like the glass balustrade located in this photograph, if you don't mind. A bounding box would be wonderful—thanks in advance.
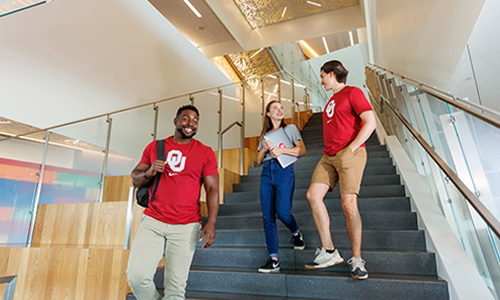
[366,64,500,299]
[0,71,315,246]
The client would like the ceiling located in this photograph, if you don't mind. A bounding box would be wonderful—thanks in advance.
[149,0,365,58]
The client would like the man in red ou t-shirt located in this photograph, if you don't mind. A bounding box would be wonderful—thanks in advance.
[304,60,377,280]
[127,105,219,299]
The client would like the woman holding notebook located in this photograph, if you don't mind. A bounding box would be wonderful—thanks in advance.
[256,100,307,273]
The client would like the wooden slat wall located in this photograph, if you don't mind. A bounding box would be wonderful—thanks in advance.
[31,202,128,247]
[0,247,129,300]
[103,175,133,202]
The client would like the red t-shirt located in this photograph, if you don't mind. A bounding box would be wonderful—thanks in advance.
[323,86,373,156]
[140,136,218,225]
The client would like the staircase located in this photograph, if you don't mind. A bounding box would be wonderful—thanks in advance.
[127,113,449,299]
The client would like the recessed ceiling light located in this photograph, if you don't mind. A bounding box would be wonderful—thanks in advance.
[322,36,330,54]
[183,0,202,18]
[307,1,321,7]
[281,7,287,18]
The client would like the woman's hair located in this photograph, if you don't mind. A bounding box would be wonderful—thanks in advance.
[259,100,287,140]
[321,60,349,83]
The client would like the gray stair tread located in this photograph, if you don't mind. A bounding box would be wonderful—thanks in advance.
[192,247,437,276]
[187,265,445,282]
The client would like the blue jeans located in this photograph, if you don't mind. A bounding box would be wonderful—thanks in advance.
[260,159,299,257]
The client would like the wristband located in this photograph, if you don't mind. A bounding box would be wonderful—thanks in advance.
[143,173,151,180]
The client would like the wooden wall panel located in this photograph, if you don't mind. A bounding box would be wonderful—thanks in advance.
[32,202,128,247]
[103,175,133,202]
[0,247,130,300]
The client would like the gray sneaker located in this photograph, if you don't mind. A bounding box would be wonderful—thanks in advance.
[347,257,369,280]
[305,247,344,269]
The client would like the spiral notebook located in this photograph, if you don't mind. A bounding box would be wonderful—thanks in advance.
[264,127,298,168]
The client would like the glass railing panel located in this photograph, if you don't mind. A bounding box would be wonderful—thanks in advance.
[436,164,500,299]
[46,117,109,204]
[0,133,44,246]
[183,90,219,149]
[442,104,500,221]
[155,96,191,144]
[106,105,157,179]
[220,84,243,150]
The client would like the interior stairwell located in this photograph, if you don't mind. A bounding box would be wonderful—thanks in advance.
[127,113,449,299]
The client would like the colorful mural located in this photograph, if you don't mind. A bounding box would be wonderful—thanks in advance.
[0,157,100,245]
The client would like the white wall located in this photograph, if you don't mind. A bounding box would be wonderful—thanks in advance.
[307,44,369,109]
[0,0,231,130]
[376,0,485,90]
[448,0,500,112]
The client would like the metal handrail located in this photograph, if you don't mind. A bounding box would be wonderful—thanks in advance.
[218,121,244,172]
[220,121,243,135]
[368,63,500,130]
[0,275,17,300]
[0,70,312,143]
[366,86,500,239]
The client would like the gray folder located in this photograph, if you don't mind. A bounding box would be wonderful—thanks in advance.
[264,127,298,168]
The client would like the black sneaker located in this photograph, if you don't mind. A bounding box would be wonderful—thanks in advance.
[258,258,280,273]
[291,232,305,250]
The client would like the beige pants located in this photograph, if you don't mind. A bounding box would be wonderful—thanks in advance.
[127,214,201,300]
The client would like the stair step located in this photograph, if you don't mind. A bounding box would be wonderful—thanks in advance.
[192,248,437,276]
[247,164,397,176]
[203,229,426,251]
[241,173,398,184]
[210,212,417,230]
[235,175,401,191]
[223,186,406,206]
[149,267,448,300]
[251,156,394,169]
[221,196,410,212]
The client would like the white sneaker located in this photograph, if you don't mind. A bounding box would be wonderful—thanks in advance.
[347,257,369,280]
[305,247,344,269]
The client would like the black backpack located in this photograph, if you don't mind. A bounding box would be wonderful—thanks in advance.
[136,139,165,208]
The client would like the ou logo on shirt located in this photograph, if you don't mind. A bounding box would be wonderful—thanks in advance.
[278,143,286,148]
[166,150,186,172]
[326,100,336,118]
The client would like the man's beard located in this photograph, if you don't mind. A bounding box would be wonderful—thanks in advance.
[177,126,196,139]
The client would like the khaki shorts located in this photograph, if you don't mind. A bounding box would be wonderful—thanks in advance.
[311,147,367,195]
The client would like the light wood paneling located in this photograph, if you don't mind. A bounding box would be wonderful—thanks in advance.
[0,247,129,300]
[103,175,132,202]
[244,136,260,154]
[32,202,128,247]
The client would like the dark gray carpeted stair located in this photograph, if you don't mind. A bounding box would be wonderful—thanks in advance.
[127,113,449,300]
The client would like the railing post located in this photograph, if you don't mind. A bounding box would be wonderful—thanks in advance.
[292,78,296,126]
[26,132,50,247]
[190,94,194,105]
[152,104,159,140]
[124,186,135,249]
[241,83,245,176]
[218,89,223,169]
[1,275,17,300]
[98,116,112,203]
[277,74,281,103]
[261,77,265,122]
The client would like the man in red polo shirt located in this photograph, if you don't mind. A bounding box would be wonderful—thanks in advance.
[127,105,219,299]
[305,60,376,280]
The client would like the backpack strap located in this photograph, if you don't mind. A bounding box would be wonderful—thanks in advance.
[149,139,165,204]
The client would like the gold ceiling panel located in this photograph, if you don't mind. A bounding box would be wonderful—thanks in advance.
[226,48,279,80]
[225,48,280,94]
[234,0,359,28]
